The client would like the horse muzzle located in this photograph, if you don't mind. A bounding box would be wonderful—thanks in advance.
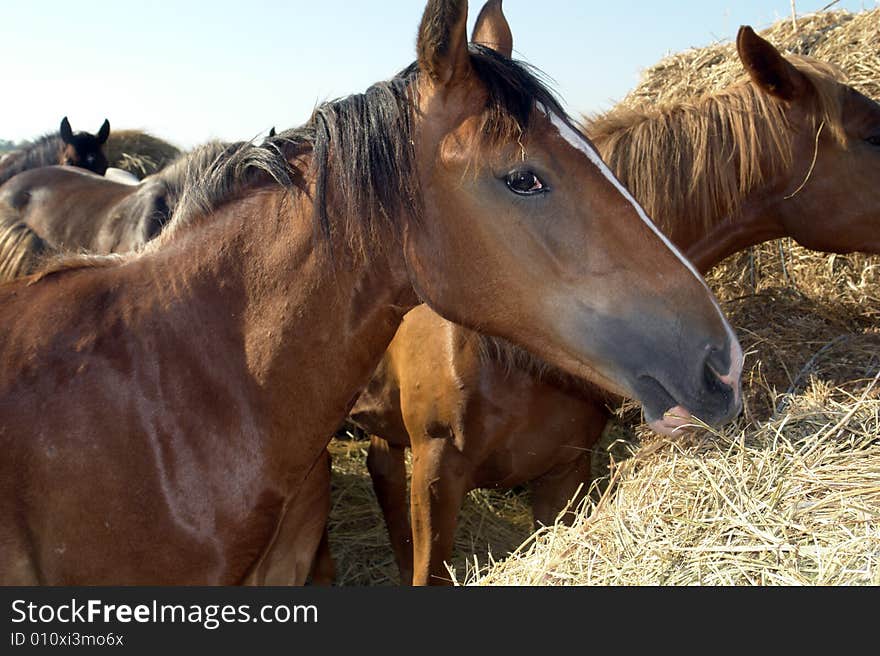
[639,338,744,435]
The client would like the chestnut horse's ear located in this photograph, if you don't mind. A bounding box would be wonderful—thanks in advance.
[417,0,471,85]
[96,119,110,145]
[736,26,808,101]
[472,0,512,59]
[60,117,74,144]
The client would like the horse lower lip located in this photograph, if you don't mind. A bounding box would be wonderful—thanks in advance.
[634,375,678,418]
[649,405,696,435]
[663,415,692,429]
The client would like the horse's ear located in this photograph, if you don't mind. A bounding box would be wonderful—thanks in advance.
[736,26,808,101]
[269,127,276,137]
[96,119,111,145]
[417,0,471,86]
[60,117,74,144]
[471,0,512,59]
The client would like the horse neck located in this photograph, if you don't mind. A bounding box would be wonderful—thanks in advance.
[152,187,418,474]
[590,93,793,274]
[681,189,789,274]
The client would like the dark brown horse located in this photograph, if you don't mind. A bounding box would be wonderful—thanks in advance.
[344,23,880,585]
[0,141,236,260]
[0,0,741,585]
[0,117,111,186]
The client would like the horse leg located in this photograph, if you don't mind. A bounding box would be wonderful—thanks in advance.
[366,435,414,585]
[530,450,593,529]
[410,437,470,586]
[306,451,336,586]
[249,449,332,586]
[307,525,336,586]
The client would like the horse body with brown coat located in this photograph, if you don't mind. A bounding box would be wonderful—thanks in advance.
[347,22,880,585]
[0,0,741,585]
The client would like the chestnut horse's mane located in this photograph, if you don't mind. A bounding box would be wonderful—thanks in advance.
[584,55,848,236]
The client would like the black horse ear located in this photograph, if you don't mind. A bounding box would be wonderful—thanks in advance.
[60,117,74,144]
[96,119,111,145]
[268,127,276,137]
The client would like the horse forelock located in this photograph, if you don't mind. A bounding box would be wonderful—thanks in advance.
[584,53,848,237]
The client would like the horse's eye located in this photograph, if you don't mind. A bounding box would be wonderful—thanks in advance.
[866,135,880,147]
[505,170,548,196]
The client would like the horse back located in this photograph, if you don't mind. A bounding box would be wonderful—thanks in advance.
[0,166,142,252]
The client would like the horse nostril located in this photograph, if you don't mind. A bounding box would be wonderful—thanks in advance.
[703,362,726,394]
[704,345,730,378]
[702,345,733,393]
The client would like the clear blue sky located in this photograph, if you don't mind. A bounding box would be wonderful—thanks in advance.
[1,1,876,148]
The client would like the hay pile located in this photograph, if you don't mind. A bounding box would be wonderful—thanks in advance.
[104,129,181,179]
[468,392,880,585]
[622,8,879,105]
[464,8,880,586]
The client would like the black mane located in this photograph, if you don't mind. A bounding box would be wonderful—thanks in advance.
[169,45,568,261]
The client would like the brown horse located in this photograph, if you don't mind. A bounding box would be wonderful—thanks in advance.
[0,141,237,258]
[0,117,110,186]
[345,23,880,585]
[1,138,337,585]
[0,0,741,586]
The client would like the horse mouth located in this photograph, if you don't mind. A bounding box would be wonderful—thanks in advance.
[635,375,700,436]
[636,369,739,436]
[648,405,698,436]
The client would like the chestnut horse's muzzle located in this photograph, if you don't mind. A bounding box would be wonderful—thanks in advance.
[634,335,744,435]
[553,295,744,435]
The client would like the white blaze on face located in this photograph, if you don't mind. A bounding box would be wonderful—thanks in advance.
[539,104,742,376]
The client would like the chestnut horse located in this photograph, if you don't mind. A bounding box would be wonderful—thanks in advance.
[0,141,237,262]
[0,0,742,585]
[345,24,880,585]
[0,117,111,186]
